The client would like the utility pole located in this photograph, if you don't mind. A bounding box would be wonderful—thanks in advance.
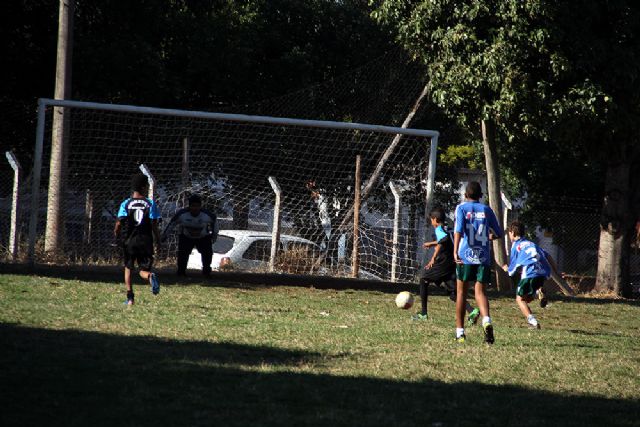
[45,0,74,254]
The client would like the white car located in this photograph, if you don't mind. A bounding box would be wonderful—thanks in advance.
[186,230,320,272]
[186,229,382,280]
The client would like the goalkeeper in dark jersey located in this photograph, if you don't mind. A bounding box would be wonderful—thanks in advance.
[114,173,162,305]
[162,194,218,277]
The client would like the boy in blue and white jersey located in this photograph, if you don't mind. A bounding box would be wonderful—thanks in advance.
[114,173,162,305]
[453,181,503,344]
[502,220,561,329]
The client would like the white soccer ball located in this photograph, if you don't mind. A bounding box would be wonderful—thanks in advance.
[395,291,414,309]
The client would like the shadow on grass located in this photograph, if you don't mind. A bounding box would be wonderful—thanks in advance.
[1,323,638,427]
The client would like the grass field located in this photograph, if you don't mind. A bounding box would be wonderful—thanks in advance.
[1,271,640,426]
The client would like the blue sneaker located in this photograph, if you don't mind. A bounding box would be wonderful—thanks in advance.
[150,273,160,295]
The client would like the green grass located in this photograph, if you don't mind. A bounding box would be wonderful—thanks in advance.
[1,272,639,426]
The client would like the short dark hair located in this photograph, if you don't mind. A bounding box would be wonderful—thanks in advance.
[508,220,525,237]
[188,194,202,206]
[429,207,446,224]
[465,181,483,200]
[131,173,149,193]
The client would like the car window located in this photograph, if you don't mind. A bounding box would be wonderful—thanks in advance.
[213,236,234,254]
[243,239,281,261]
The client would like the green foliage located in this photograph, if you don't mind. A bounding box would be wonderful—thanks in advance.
[371,0,640,229]
[372,0,560,140]
[440,144,482,169]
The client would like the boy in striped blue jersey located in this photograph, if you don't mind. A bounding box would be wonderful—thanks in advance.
[502,220,561,329]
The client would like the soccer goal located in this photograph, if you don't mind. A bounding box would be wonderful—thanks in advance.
[25,98,438,282]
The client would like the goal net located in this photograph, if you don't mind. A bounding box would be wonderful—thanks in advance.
[21,99,438,282]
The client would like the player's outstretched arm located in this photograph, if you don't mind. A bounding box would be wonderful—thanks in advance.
[422,240,437,248]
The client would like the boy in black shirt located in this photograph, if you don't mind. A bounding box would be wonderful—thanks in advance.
[414,207,480,323]
[114,173,162,305]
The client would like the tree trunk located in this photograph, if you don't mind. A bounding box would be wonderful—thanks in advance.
[595,161,632,297]
[481,119,510,291]
[45,0,74,255]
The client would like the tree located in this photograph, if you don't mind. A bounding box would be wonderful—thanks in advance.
[371,0,640,296]
[547,1,640,296]
[371,0,565,289]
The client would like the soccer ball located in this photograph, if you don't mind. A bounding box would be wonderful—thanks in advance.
[395,291,414,309]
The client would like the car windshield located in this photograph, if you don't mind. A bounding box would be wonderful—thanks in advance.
[213,235,234,254]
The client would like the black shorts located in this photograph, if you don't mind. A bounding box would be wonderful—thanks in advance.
[123,235,154,271]
[419,264,455,285]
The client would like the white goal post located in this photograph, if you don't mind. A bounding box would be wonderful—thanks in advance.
[27,98,439,282]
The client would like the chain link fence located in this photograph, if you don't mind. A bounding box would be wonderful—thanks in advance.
[506,202,640,295]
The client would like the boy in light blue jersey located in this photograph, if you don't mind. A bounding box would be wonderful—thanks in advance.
[453,182,503,344]
[502,220,561,329]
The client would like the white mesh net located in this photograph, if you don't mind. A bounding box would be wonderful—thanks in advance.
[19,102,437,282]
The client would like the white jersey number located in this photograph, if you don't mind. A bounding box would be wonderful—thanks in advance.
[467,223,489,246]
[134,208,145,225]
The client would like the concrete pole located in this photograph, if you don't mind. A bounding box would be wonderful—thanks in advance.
[389,181,402,282]
[268,177,282,272]
[5,151,22,260]
[139,164,155,200]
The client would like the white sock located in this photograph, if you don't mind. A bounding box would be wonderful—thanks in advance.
[456,328,465,338]
[527,314,538,325]
[482,316,492,326]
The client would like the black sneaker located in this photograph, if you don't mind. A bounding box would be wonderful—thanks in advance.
[124,291,135,306]
[483,322,495,344]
